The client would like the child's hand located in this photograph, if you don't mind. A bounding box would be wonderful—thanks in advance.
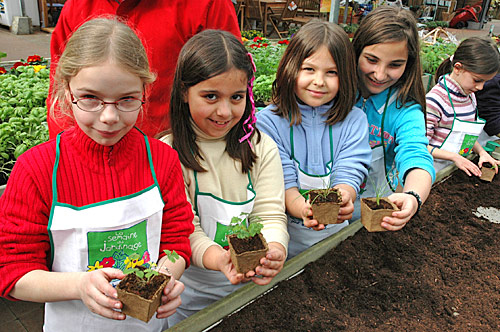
[217,249,247,285]
[301,200,325,231]
[78,268,126,320]
[454,154,481,176]
[253,242,286,286]
[478,153,500,174]
[381,193,417,231]
[156,274,185,319]
[337,188,353,222]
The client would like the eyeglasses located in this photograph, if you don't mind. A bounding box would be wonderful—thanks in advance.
[69,91,145,112]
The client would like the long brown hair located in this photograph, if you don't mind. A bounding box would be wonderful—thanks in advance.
[271,19,357,126]
[435,37,500,79]
[170,29,259,173]
[352,6,426,112]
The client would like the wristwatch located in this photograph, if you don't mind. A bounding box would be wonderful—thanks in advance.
[404,191,422,215]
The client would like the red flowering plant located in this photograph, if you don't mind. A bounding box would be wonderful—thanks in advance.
[0,53,49,76]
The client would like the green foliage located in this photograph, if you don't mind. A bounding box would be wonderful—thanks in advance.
[228,212,264,239]
[424,21,449,30]
[420,41,457,75]
[0,52,6,59]
[124,265,159,282]
[248,43,286,78]
[163,249,180,263]
[341,23,359,34]
[123,250,179,282]
[253,74,275,105]
[0,66,49,180]
[247,43,286,104]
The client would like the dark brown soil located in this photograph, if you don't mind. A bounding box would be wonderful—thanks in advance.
[229,234,266,254]
[309,188,342,204]
[117,268,168,300]
[363,197,396,210]
[210,168,500,331]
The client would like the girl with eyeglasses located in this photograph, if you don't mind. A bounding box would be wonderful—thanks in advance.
[0,17,194,331]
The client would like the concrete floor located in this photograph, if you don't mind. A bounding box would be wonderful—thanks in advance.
[1,25,51,63]
[1,17,500,332]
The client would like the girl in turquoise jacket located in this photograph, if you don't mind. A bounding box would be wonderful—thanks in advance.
[352,6,435,230]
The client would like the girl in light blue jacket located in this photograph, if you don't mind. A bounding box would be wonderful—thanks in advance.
[257,21,371,259]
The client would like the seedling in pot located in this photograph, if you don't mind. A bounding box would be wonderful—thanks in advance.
[117,250,179,322]
[299,174,343,225]
[361,174,399,232]
[226,213,269,274]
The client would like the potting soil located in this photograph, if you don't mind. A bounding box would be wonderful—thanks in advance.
[210,168,500,331]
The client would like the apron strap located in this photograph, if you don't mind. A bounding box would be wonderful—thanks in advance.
[379,87,396,192]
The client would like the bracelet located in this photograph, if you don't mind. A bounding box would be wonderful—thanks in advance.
[159,265,172,275]
[430,146,437,155]
[404,190,422,215]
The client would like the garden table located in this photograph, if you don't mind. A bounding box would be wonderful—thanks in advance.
[261,0,287,37]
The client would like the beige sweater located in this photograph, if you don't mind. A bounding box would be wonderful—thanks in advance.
[161,126,288,268]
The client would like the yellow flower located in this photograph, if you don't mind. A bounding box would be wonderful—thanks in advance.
[87,260,104,271]
[242,37,249,42]
[32,65,46,73]
[124,256,144,269]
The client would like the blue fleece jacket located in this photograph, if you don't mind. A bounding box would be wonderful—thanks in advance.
[355,87,436,187]
[256,102,371,194]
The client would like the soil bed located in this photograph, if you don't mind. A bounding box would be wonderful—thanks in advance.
[210,168,500,331]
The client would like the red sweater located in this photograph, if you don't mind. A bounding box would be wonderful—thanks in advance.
[0,127,194,300]
[47,0,241,139]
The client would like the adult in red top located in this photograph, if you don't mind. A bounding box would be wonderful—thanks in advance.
[47,0,242,139]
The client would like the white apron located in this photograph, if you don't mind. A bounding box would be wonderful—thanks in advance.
[353,89,398,222]
[44,131,165,332]
[287,125,349,259]
[167,172,256,327]
[433,75,486,173]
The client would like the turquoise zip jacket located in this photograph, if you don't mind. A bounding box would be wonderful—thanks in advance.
[355,87,436,188]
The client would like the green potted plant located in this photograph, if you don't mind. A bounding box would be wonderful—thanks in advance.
[117,250,179,322]
[227,213,268,274]
[305,187,343,225]
[360,176,399,232]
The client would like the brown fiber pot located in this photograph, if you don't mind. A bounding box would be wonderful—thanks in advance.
[480,166,496,182]
[311,201,342,225]
[227,233,269,274]
[360,197,399,232]
[117,273,169,323]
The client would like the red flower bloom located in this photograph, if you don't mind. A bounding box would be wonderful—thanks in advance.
[101,257,115,268]
[262,43,269,47]
[0,67,5,74]
[12,62,26,69]
[250,44,258,48]
[253,37,263,42]
[278,40,290,45]
[27,55,41,63]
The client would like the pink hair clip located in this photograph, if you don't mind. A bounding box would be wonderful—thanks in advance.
[239,52,257,149]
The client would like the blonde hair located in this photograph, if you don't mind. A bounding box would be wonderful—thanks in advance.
[50,17,156,123]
